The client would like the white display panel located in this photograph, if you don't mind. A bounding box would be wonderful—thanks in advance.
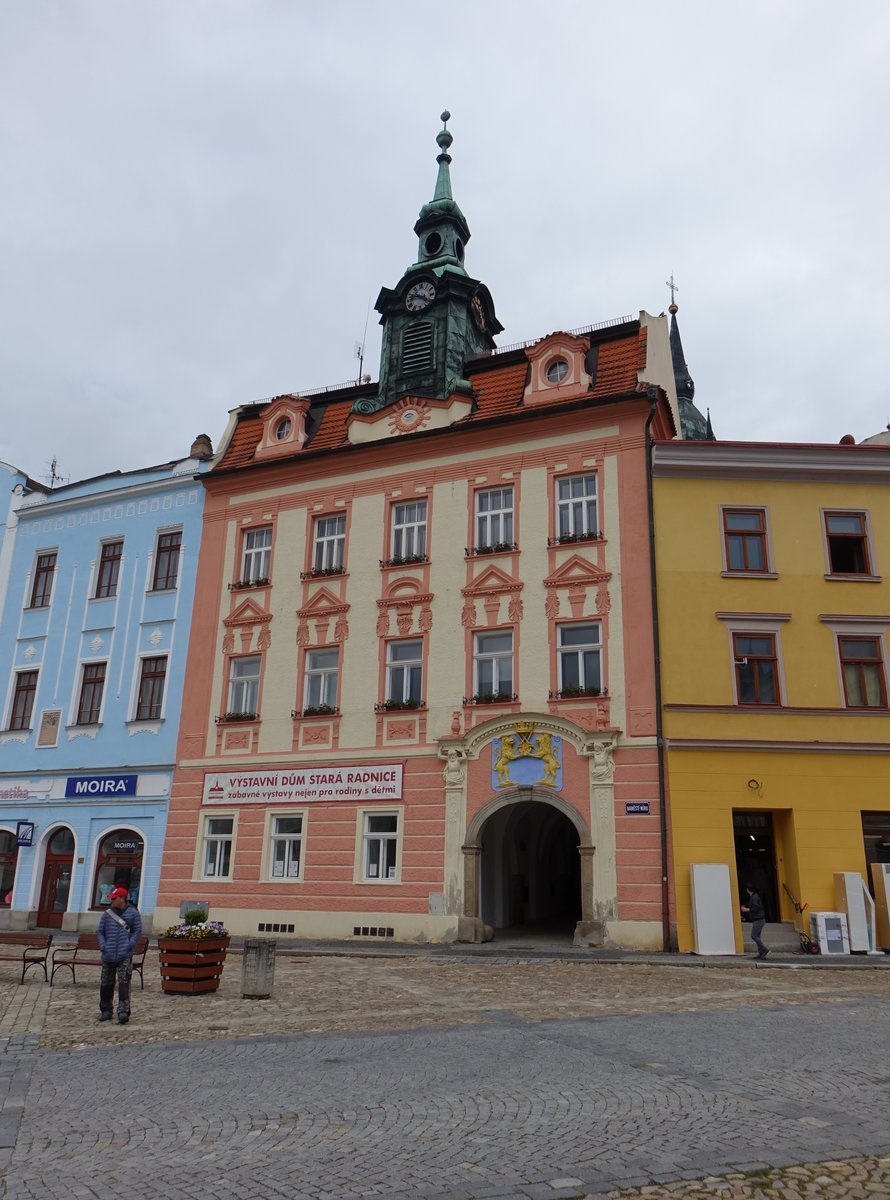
[834,871,879,953]
[809,911,850,955]
[690,863,736,955]
[872,863,890,951]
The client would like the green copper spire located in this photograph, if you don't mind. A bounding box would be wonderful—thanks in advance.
[354,112,502,416]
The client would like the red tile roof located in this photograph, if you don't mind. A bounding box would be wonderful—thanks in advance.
[213,327,646,474]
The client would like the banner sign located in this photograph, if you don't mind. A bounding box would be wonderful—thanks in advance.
[203,765,404,806]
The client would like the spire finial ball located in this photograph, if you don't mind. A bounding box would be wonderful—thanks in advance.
[440,110,450,123]
[669,303,678,315]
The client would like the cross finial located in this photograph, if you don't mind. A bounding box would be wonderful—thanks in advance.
[666,274,679,314]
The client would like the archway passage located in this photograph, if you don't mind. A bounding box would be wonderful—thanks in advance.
[480,800,581,941]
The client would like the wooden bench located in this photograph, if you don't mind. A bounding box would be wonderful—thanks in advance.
[50,934,149,989]
[0,932,53,983]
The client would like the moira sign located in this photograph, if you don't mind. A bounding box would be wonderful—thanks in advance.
[65,774,138,798]
[202,766,404,806]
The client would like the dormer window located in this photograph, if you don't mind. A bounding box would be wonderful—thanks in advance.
[254,396,310,461]
[524,333,592,406]
[546,358,569,385]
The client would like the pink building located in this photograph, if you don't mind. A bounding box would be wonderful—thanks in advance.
[156,117,688,948]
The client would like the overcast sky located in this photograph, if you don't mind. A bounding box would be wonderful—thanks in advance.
[2,2,889,485]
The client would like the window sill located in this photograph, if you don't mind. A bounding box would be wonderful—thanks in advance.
[358,878,401,886]
[23,604,51,612]
[90,594,118,602]
[300,567,347,581]
[293,708,339,719]
[824,574,882,583]
[67,722,102,731]
[375,702,426,713]
[547,533,604,548]
[463,694,519,706]
[146,587,178,595]
[215,714,260,724]
[126,719,164,736]
[228,579,271,591]
[261,876,304,885]
[721,571,778,580]
[0,729,31,743]
[549,689,607,701]
[379,556,429,570]
[465,544,518,558]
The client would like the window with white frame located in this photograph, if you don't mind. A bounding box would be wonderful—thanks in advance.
[363,811,399,881]
[135,656,167,720]
[94,540,123,599]
[227,656,260,716]
[9,671,38,731]
[555,474,598,541]
[557,623,602,694]
[241,527,272,583]
[269,814,303,879]
[473,630,514,699]
[475,487,514,550]
[303,648,339,711]
[312,514,346,572]
[391,500,427,560]
[386,640,423,705]
[29,552,57,608]
[76,662,106,725]
[203,816,234,878]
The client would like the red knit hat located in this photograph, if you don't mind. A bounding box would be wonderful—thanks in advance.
[108,887,129,902]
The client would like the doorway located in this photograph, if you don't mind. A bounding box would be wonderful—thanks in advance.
[38,827,75,927]
[480,800,581,939]
[733,810,779,921]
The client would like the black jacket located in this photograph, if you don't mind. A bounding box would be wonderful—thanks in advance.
[745,891,766,922]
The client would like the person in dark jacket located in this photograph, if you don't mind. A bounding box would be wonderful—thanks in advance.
[741,884,769,960]
[96,885,142,1024]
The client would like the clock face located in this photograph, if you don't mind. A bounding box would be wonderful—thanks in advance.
[405,281,436,312]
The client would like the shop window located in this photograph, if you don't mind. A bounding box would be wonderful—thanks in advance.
[92,829,144,908]
[203,816,234,878]
[152,530,182,591]
[0,832,18,907]
[269,814,303,880]
[723,508,769,573]
[862,812,890,887]
[94,540,123,598]
[29,552,57,609]
[362,812,399,881]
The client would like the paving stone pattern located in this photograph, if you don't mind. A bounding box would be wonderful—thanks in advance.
[0,952,888,1198]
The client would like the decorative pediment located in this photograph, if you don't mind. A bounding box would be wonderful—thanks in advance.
[253,395,311,462]
[223,598,272,628]
[524,332,591,406]
[543,555,612,591]
[376,578,434,638]
[462,564,523,598]
[297,586,350,620]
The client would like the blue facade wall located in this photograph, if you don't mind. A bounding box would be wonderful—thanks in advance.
[0,456,208,931]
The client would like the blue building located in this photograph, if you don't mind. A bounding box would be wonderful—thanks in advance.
[0,435,213,932]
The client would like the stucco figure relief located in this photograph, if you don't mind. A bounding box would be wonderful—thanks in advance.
[494,735,519,786]
[334,615,349,642]
[443,747,466,786]
[257,626,272,651]
[396,606,412,635]
[544,591,559,619]
[387,722,415,739]
[419,606,433,632]
[591,740,614,781]
[296,621,310,646]
[222,630,235,654]
[376,611,390,638]
[461,599,476,628]
[508,595,523,623]
[596,582,611,614]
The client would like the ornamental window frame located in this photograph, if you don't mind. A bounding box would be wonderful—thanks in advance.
[9,670,38,732]
[303,646,340,711]
[240,526,273,585]
[555,474,598,541]
[474,486,514,551]
[557,622,603,694]
[837,635,888,708]
[390,499,428,561]
[717,613,790,708]
[94,539,123,599]
[151,528,182,591]
[312,513,346,573]
[29,550,57,609]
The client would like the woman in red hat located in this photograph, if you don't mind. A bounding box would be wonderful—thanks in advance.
[96,885,142,1024]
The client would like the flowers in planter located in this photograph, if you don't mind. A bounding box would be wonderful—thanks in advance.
[470,691,514,704]
[381,697,421,711]
[217,711,258,723]
[558,685,606,699]
[302,703,337,716]
[161,910,230,940]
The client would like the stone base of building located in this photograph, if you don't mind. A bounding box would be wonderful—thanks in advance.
[601,919,664,951]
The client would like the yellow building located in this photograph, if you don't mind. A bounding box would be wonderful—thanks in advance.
[652,434,890,953]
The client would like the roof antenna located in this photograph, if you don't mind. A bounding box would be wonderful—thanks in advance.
[43,456,68,491]
[354,297,372,384]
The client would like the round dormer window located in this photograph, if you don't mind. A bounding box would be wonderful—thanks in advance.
[275,417,292,441]
[546,358,569,384]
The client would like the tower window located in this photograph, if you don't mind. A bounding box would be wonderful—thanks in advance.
[424,232,442,256]
[402,323,433,374]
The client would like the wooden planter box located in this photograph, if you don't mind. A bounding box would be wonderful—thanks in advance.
[158,937,231,994]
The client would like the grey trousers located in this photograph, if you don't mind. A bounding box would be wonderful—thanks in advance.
[750,919,767,957]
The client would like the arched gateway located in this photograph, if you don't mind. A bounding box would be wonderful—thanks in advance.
[444,713,613,947]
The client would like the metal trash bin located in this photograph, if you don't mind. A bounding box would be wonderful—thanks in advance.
[241,938,277,998]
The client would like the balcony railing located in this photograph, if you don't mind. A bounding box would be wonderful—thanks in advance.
[228,577,270,591]
[374,699,425,713]
[463,692,518,706]
[549,687,608,700]
[299,566,345,581]
[379,554,429,569]
[546,531,603,547]
[215,711,259,723]
[293,705,339,718]
[465,542,518,557]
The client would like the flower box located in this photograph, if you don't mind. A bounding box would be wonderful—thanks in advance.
[158,937,231,994]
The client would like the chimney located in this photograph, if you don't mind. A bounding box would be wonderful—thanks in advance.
[190,433,213,460]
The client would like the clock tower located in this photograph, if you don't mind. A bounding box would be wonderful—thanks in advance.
[354,113,503,415]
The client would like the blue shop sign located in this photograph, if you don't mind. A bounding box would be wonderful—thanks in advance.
[65,774,138,798]
[625,802,650,815]
[16,821,35,847]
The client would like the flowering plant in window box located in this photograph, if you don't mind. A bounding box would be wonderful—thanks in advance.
[554,685,607,699]
[216,711,259,723]
[380,554,428,568]
[229,577,270,590]
[300,704,337,717]
[469,542,516,557]
[468,691,516,705]
[549,531,602,547]
[377,698,422,711]
[300,566,345,580]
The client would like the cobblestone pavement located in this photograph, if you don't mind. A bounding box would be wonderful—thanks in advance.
[0,952,888,1198]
